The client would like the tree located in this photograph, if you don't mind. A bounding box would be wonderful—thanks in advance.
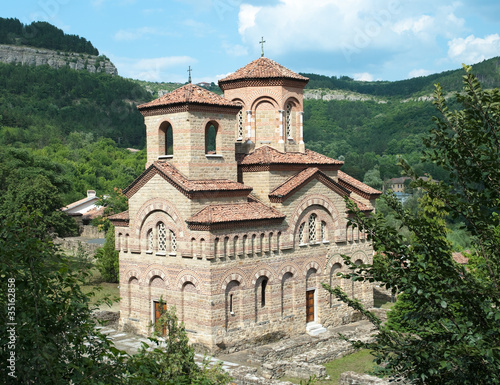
[0,147,78,237]
[125,302,231,385]
[324,66,500,384]
[95,227,120,283]
[0,210,232,384]
[0,209,125,384]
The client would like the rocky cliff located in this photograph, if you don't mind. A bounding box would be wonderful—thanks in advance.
[0,44,117,75]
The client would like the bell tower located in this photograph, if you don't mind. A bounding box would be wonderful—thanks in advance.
[219,57,309,153]
[138,83,242,181]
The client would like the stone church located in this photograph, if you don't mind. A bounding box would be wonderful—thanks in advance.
[110,56,381,352]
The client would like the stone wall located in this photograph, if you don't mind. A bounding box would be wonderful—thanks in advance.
[55,237,102,257]
[0,44,117,75]
[81,225,105,239]
[339,372,407,385]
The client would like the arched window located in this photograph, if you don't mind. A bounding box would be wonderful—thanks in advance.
[261,278,268,307]
[285,103,292,138]
[237,108,243,140]
[298,222,305,245]
[214,238,219,259]
[330,263,341,306]
[170,230,177,253]
[321,221,327,242]
[159,122,173,157]
[157,222,167,252]
[224,236,229,258]
[309,214,317,243]
[242,235,247,256]
[205,122,217,154]
[147,229,154,252]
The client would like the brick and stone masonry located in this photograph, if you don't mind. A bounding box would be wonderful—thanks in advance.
[110,56,382,353]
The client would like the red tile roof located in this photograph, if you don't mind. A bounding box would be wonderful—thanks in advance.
[238,146,343,167]
[187,201,285,228]
[337,170,382,199]
[349,197,372,212]
[219,57,308,84]
[137,83,240,110]
[82,206,105,220]
[269,167,349,202]
[124,161,252,199]
[108,210,129,226]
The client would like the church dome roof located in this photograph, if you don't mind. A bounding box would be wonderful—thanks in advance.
[218,57,308,87]
[137,83,240,111]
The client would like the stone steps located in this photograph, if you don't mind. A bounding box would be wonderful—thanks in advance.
[306,322,327,336]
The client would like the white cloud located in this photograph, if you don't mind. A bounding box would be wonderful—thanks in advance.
[353,72,374,81]
[448,34,500,64]
[237,0,467,62]
[408,69,432,78]
[238,4,261,35]
[393,15,433,35]
[112,55,195,81]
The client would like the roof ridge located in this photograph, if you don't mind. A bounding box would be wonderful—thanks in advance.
[219,57,309,84]
[138,83,240,110]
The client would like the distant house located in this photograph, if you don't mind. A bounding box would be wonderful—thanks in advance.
[196,82,211,88]
[387,177,411,193]
[62,190,104,227]
[387,176,438,193]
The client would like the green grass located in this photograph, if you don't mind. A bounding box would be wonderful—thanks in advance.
[81,282,120,311]
[282,349,377,385]
[374,298,396,309]
[322,349,376,384]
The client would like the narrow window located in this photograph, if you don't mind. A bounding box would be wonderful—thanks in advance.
[237,109,243,140]
[205,123,217,154]
[165,124,173,155]
[214,238,219,258]
[229,294,234,314]
[242,235,247,256]
[261,278,268,307]
[159,122,173,157]
[298,223,305,245]
[147,229,154,252]
[170,230,177,252]
[286,103,292,138]
[157,222,167,252]
[309,214,317,243]
[321,221,327,242]
[224,237,229,258]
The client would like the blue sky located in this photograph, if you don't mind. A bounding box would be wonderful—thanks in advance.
[3,0,500,83]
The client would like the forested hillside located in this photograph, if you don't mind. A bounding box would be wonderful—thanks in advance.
[0,63,151,148]
[303,97,455,182]
[302,56,500,98]
[0,17,98,55]
[1,22,498,206]
[0,62,152,203]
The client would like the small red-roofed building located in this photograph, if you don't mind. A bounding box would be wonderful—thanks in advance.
[110,57,381,352]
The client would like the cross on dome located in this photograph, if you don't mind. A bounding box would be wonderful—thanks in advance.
[259,37,266,57]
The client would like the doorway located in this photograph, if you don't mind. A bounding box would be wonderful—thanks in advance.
[153,300,167,336]
[306,289,315,323]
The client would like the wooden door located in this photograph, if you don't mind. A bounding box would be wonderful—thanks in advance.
[306,290,315,323]
[154,301,167,336]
